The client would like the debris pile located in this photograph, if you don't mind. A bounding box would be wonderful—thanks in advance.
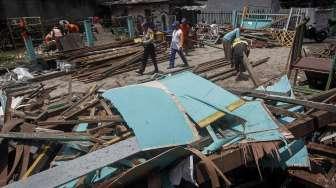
[1,71,335,187]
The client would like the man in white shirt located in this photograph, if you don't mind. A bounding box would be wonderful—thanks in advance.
[50,26,63,51]
[168,21,189,69]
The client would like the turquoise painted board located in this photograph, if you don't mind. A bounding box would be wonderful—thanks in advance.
[160,72,240,123]
[102,85,197,150]
[264,76,294,97]
[279,139,310,168]
[257,75,304,124]
[57,123,119,188]
[229,101,285,142]
[160,72,284,142]
[242,19,272,29]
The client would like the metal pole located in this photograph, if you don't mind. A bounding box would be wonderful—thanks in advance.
[23,36,37,62]
[127,16,135,38]
[284,8,293,31]
[83,20,94,47]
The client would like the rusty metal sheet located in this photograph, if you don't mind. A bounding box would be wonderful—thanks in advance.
[293,57,331,73]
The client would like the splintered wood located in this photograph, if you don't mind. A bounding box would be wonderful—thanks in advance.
[0,83,133,185]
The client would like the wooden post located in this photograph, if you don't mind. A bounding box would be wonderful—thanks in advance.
[68,74,72,102]
[325,57,336,90]
[243,53,260,87]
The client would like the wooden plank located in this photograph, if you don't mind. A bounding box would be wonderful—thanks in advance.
[307,142,336,158]
[288,169,333,188]
[38,115,123,126]
[228,88,336,113]
[242,54,260,87]
[6,137,140,188]
[310,110,336,129]
[266,105,307,118]
[287,116,314,137]
[0,132,91,142]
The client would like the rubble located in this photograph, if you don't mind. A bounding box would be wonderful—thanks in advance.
[0,4,335,188]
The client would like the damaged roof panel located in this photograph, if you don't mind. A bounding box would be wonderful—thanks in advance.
[102,85,198,150]
[159,72,241,126]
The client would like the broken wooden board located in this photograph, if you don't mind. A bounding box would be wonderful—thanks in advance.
[5,137,140,188]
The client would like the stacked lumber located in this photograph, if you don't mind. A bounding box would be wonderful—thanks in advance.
[241,30,281,48]
[60,40,169,83]
[193,57,270,82]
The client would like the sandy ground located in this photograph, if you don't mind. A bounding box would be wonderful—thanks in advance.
[44,45,291,97]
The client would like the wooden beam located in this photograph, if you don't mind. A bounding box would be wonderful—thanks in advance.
[0,132,91,142]
[38,115,123,126]
[242,53,260,87]
[228,88,336,113]
[287,116,314,138]
[307,142,336,158]
[6,137,140,188]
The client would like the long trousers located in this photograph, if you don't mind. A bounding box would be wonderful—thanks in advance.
[139,43,158,73]
[169,48,188,67]
[223,39,232,62]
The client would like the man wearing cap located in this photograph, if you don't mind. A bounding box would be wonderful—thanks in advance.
[168,21,189,69]
[136,22,159,75]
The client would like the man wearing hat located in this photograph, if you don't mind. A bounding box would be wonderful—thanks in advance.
[168,21,189,69]
[136,22,159,75]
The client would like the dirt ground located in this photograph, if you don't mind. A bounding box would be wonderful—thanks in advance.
[45,45,291,97]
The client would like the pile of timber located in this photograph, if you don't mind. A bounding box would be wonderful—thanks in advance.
[0,83,134,186]
[193,57,270,82]
[241,29,281,48]
[61,40,169,83]
[228,86,336,187]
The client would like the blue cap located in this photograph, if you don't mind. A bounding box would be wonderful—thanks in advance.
[172,21,180,28]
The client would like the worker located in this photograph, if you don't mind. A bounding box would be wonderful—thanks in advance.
[50,26,63,51]
[136,22,159,75]
[222,27,242,65]
[210,21,219,36]
[168,21,189,69]
[65,23,80,34]
[232,38,250,80]
[180,18,190,55]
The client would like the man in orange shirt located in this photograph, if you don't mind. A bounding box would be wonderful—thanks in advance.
[180,18,190,55]
[65,23,80,33]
